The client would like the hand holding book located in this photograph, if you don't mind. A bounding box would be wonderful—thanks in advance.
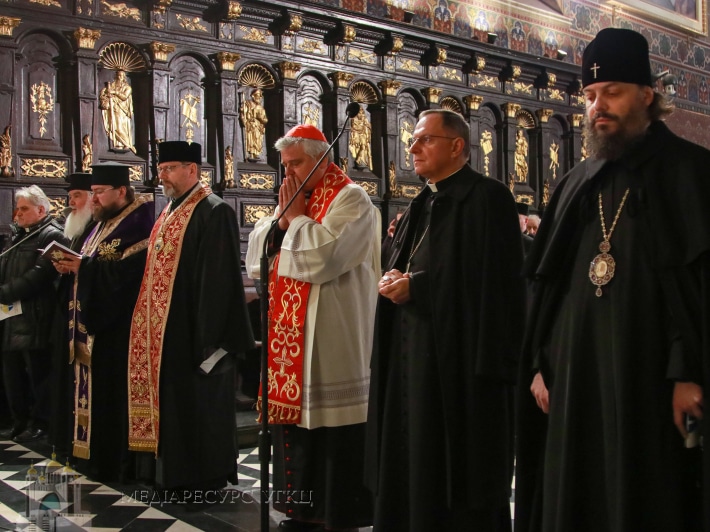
[40,241,83,274]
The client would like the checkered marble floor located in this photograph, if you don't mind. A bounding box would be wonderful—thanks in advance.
[0,440,283,531]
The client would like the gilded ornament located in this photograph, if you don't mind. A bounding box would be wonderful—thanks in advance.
[99,70,136,153]
[511,82,533,95]
[48,197,66,215]
[330,72,354,89]
[423,87,442,104]
[21,158,67,178]
[150,42,175,62]
[30,0,61,8]
[349,108,373,170]
[240,89,267,161]
[464,95,483,111]
[388,161,400,198]
[549,141,560,180]
[349,48,376,64]
[81,134,93,172]
[302,102,320,127]
[0,17,21,37]
[200,170,211,187]
[378,80,401,97]
[400,120,413,168]
[401,184,423,198]
[239,26,268,43]
[568,113,583,128]
[342,24,356,43]
[176,14,208,32]
[502,102,521,118]
[514,129,529,182]
[30,82,55,138]
[238,64,276,90]
[180,92,201,143]
[398,58,420,73]
[275,61,301,80]
[299,39,324,54]
[73,27,101,49]
[351,82,378,104]
[129,165,143,182]
[440,97,463,115]
[224,147,234,188]
[442,68,462,82]
[536,108,553,123]
[480,130,493,177]
[0,125,14,177]
[288,15,302,33]
[101,1,141,21]
[244,204,275,224]
[471,75,498,89]
[547,88,565,102]
[239,172,274,190]
[215,51,240,71]
[227,1,242,20]
[355,180,378,196]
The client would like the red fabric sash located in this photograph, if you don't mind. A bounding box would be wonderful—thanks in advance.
[258,163,352,424]
[127,185,210,454]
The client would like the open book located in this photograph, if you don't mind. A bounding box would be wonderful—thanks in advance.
[39,240,81,262]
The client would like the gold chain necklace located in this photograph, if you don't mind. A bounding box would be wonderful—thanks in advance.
[588,187,630,297]
[405,224,429,273]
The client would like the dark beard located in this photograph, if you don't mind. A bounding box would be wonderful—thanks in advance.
[94,205,122,222]
[583,115,647,161]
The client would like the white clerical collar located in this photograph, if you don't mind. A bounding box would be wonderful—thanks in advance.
[427,181,437,192]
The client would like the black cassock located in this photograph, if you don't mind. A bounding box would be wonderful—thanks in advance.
[516,122,710,532]
[154,193,254,490]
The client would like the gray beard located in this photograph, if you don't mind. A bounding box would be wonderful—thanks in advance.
[63,206,93,240]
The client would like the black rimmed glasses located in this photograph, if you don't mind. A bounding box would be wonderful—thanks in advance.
[406,135,459,149]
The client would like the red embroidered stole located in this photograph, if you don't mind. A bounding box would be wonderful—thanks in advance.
[127,185,210,454]
[258,163,351,424]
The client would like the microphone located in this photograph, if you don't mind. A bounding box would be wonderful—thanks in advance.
[256,102,360,532]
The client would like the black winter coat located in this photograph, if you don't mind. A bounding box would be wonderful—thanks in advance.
[0,216,66,351]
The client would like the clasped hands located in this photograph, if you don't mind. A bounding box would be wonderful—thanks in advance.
[278,175,307,230]
[379,269,411,304]
[52,254,82,275]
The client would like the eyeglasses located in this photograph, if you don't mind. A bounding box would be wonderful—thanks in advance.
[92,187,116,196]
[407,135,459,149]
[157,162,192,174]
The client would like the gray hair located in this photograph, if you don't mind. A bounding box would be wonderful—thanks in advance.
[15,185,50,212]
[419,109,470,147]
[274,136,332,163]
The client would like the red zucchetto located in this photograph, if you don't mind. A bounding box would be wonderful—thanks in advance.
[284,124,328,142]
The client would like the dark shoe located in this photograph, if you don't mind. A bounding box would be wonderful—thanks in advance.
[13,427,46,443]
[278,520,325,531]
[0,424,25,440]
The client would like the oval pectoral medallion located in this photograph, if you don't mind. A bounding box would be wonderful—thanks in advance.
[589,248,616,297]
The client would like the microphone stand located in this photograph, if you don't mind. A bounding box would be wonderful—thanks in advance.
[258,104,360,532]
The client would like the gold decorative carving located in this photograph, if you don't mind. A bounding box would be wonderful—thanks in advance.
[200,170,212,187]
[349,108,372,170]
[154,0,171,13]
[398,58,419,73]
[514,129,529,182]
[74,27,101,49]
[0,17,21,37]
[511,82,533,95]
[355,180,378,196]
[302,102,320,127]
[227,1,242,20]
[549,141,560,180]
[437,48,447,65]
[99,70,136,153]
[300,39,324,54]
[512,65,522,79]
[440,97,463,115]
[239,25,268,43]
[378,80,401,97]
[542,180,550,206]
[99,42,146,72]
[349,48,376,64]
[81,134,93,172]
[224,146,234,188]
[180,92,201,143]
[547,88,565,102]
[129,165,143,182]
[391,36,404,54]
[502,103,521,118]
[351,81,378,104]
[548,73,557,87]
[388,160,399,197]
[342,24,356,43]
[20,158,67,178]
[30,82,54,138]
[0,125,14,178]
[516,194,534,205]
[480,130,493,177]
[215,51,241,71]
[401,184,423,198]
[442,68,462,82]
[568,113,583,128]
[339,157,348,175]
[240,89,268,161]
[150,41,175,62]
[536,108,553,123]
[48,197,66,215]
[101,1,141,20]
[571,94,584,107]
[464,95,483,111]
[423,87,442,104]
[176,14,208,32]
[472,75,497,89]
[30,0,61,8]
[330,72,354,89]
[240,173,275,190]
[400,120,413,168]
[288,15,302,33]
[275,61,301,80]
[244,204,275,224]
[238,64,276,89]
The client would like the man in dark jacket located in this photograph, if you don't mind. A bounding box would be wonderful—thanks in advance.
[0,185,66,443]
[366,109,525,531]
[515,28,710,532]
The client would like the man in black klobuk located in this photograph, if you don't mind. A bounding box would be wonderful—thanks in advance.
[366,109,525,531]
[0,185,65,443]
[54,163,154,482]
[128,141,253,503]
[515,28,709,532]
[49,173,97,454]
